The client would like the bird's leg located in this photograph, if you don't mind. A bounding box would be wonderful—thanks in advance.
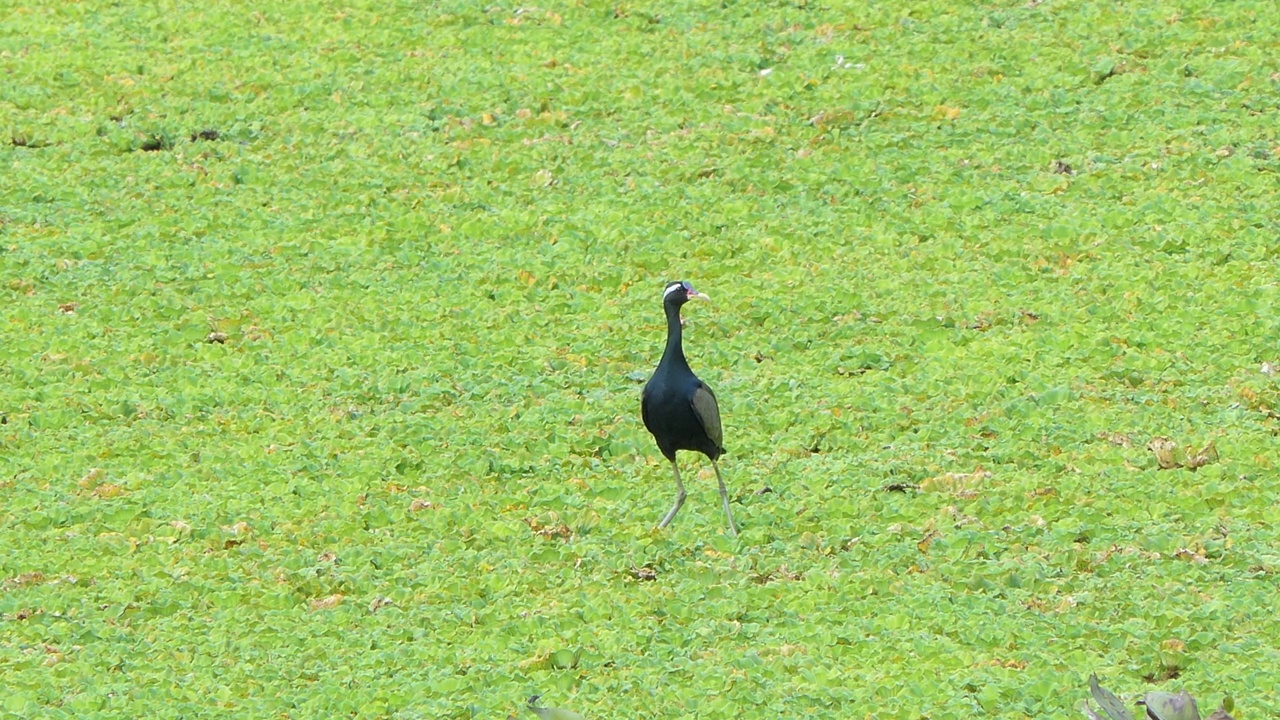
[657,459,687,529]
[712,460,738,537]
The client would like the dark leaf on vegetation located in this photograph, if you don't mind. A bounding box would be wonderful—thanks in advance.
[191,129,221,141]
[138,134,171,151]
[1094,60,1126,84]
[1140,691,1199,720]
[835,349,891,376]
[1088,675,1136,720]
[882,482,919,492]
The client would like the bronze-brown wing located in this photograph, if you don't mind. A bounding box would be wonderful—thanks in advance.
[690,383,723,450]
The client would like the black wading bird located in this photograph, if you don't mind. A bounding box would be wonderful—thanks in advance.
[641,281,738,536]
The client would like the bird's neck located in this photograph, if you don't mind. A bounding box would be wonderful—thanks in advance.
[661,300,691,371]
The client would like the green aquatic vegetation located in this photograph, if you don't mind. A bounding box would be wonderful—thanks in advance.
[3,0,1280,717]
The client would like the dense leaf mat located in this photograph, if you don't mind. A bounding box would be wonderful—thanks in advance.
[3,1,1280,717]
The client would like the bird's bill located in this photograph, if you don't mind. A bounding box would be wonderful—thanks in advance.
[688,289,711,301]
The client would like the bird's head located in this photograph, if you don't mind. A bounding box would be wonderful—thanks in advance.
[662,280,709,306]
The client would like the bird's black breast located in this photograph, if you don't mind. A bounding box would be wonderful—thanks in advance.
[642,370,723,461]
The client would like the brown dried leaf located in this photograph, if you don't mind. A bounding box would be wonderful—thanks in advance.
[1173,548,1208,564]
[310,594,345,610]
[225,521,251,536]
[93,483,125,499]
[1185,441,1219,470]
[753,565,803,584]
[1147,437,1181,469]
[920,468,991,494]
[1098,431,1133,447]
[935,105,962,120]
[78,468,105,489]
[6,572,46,587]
[524,516,572,540]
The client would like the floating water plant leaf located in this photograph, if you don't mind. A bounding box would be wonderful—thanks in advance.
[1139,690,1199,720]
[1087,675,1135,720]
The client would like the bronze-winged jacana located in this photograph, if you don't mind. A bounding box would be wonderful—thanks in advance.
[641,281,738,536]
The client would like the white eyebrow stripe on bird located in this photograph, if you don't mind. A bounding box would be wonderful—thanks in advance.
[663,282,683,299]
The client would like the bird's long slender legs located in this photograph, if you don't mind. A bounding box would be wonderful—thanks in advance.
[712,460,738,537]
[657,459,687,529]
